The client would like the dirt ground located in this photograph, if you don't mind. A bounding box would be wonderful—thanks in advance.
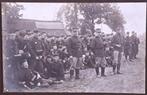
[19,42,145,93]
[5,37,146,93]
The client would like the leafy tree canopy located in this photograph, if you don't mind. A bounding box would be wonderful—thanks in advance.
[57,3,126,34]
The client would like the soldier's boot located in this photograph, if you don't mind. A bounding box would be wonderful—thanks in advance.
[117,64,122,74]
[113,65,116,74]
[95,66,99,75]
[75,69,80,79]
[70,69,74,79]
[101,67,106,77]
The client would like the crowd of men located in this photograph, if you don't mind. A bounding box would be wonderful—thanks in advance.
[3,28,140,89]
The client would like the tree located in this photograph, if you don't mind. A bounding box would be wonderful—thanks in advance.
[57,3,79,31]
[103,5,126,32]
[57,3,126,34]
[2,3,24,33]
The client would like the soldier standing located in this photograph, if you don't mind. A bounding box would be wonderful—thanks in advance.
[67,28,83,79]
[134,32,140,59]
[30,31,45,76]
[124,32,132,61]
[130,31,136,60]
[90,29,106,77]
[111,29,124,74]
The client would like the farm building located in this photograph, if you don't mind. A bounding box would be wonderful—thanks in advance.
[13,19,70,36]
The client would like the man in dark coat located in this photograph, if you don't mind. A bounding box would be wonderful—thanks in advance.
[134,32,140,59]
[17,59,43,89]
[67,28,84,79]
[124,32,132,61]
[29,32,45,75]
[90,29,106,77]
[111,29,124,74]
[130,31,139,60]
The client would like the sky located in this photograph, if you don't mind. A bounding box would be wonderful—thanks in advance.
[17,3,146,35]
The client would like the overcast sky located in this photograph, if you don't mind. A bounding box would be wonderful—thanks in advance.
[18,3,146,35]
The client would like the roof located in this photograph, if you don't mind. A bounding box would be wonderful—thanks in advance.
[38,29,66,36]
[13,19,69,36]
[14,19,65,30]
[35,21,64,30]
[14,19,36,30]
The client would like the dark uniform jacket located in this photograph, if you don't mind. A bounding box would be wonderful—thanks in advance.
[49,60,64,80]
[90,36,105,57]
[67,35,83,57]
[124,36,131,49]
[31,37,44,56]
[111,33,124,52]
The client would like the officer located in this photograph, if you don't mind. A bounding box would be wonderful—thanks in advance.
[67,27,84,79]
[124,32,131,61]
[111,28,124,74]
[90,28,106,77]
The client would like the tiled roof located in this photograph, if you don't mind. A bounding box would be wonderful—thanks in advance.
[14,19,36,30]
[13,19,68,36]
[35,21,64,30]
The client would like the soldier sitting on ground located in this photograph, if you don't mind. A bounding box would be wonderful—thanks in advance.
[49,54,65,83]
[82,51,95,68]
[17,59,43,89]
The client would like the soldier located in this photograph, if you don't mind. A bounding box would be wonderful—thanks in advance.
[134,32,140,59]
[130,31,136,60]
[51,54,65,83]
[124,32,132,61]
[29,31,45,76]
[90,29,106,77]
[111,29,124,74]
[17,59,43,89]
[67,27,84,79]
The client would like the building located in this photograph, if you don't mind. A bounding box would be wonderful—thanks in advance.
[14,19,70,36]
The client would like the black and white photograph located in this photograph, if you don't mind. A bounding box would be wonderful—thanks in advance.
[1,2,146,93]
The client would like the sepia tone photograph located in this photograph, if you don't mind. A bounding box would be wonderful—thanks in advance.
[1,2,146,93]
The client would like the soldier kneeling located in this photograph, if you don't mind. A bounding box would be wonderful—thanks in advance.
[50,54,65,83]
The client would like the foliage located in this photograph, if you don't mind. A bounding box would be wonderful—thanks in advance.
[57,3,126,34]
[2,3,24,32]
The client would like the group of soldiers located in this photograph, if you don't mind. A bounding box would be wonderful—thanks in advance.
[4,28,140,89]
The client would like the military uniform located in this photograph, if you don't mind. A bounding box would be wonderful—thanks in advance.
[134,37,140,58]
[30,36,45,75]
[51,59,65,81]
[111,32,124,74]
[67,35,84,79]
[130,34,137,59]
[90,35,106,76]
[124,35,131,60]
